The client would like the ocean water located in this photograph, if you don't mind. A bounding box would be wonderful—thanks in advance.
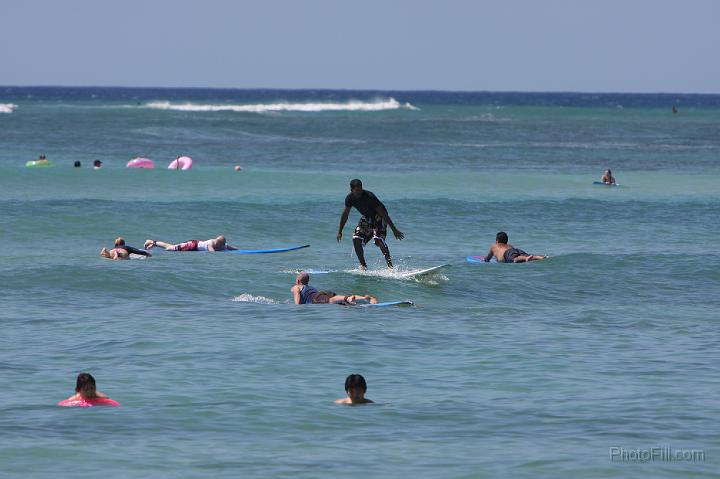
[1,87,719,478]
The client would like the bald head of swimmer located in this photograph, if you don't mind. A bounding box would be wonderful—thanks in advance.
[296,272,310,285]
[114,237,125,247]
[75,372,98,399]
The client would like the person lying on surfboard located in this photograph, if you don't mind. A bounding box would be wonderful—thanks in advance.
[335,374,374,405]
[337,178,404,269]
[292,272,378,305]
[101,236,152,260]
[601,169,616,185]
[144,235,237,251]
[483,231,547,263]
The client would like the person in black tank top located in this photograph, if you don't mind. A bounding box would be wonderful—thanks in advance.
[336,179,404,269]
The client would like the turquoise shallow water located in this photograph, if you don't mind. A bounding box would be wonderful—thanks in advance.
[1,88,719,478]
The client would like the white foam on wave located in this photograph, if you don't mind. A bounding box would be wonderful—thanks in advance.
[231,293,279,304]
[344,267,448,283]
[0,103,17,114]
[143,98,417,113]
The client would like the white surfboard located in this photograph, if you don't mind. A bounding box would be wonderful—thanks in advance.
[398,264,450,279]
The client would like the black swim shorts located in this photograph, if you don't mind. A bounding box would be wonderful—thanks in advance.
[503,247,529,263]
[352,215,387,245]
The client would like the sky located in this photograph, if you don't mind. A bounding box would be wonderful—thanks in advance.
[1,0,718,93]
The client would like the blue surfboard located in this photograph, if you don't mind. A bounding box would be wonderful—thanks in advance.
[467,256,500,264]
[363,301,414,307]
[593,181,619,186]
[225,244,310,254]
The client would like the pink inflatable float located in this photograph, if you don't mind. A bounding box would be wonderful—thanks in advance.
[58,397,120,407]
[127,157,154,169]
[168,156,193,170]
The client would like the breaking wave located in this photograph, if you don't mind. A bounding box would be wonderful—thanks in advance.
[231,293,279,304]
[143,98,417,113]
[0,103,17,114]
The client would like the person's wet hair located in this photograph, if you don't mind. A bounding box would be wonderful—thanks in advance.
[496,231,509,244]
[114,237,125,247]
[350,179,362,189]
[297,272,310,285]
[75,372,98,398]
[345,374,367,393]
[74,161,81,167]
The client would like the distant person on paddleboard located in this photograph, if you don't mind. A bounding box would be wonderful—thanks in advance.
[483,232,547,263]
[101,236,152,260]
[601,169,616,185]
[337,179,404,269]
[144,235,237,251]
[292,272,378,305]
[335,374,374,405]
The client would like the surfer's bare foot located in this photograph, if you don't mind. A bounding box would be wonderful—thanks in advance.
[100,247,110,258]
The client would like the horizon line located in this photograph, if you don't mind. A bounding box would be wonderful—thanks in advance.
[2,84,719,96]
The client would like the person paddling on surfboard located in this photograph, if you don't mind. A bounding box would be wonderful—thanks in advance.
[601,169,616,185]
[101,236,152,260]
[337,179,404,269]
[292,272,378,305]
[144,235,237,251]
[484,231,547,263]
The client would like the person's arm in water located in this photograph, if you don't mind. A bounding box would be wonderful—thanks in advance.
[337,206,351,242]
[376,203,404,240]
[484,246,495,262]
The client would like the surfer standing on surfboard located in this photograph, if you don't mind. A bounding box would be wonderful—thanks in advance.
[337,179,404,269]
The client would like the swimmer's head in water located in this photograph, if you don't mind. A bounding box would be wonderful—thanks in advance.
[496,231,509,244]
[345,374,367,393]
[114,237,125,247]
[297,272,310,285]
[350,178,363,197]
[216,235,226,248]
[75,372,98,399]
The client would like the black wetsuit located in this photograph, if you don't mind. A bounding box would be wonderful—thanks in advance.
[117,245,150,257]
